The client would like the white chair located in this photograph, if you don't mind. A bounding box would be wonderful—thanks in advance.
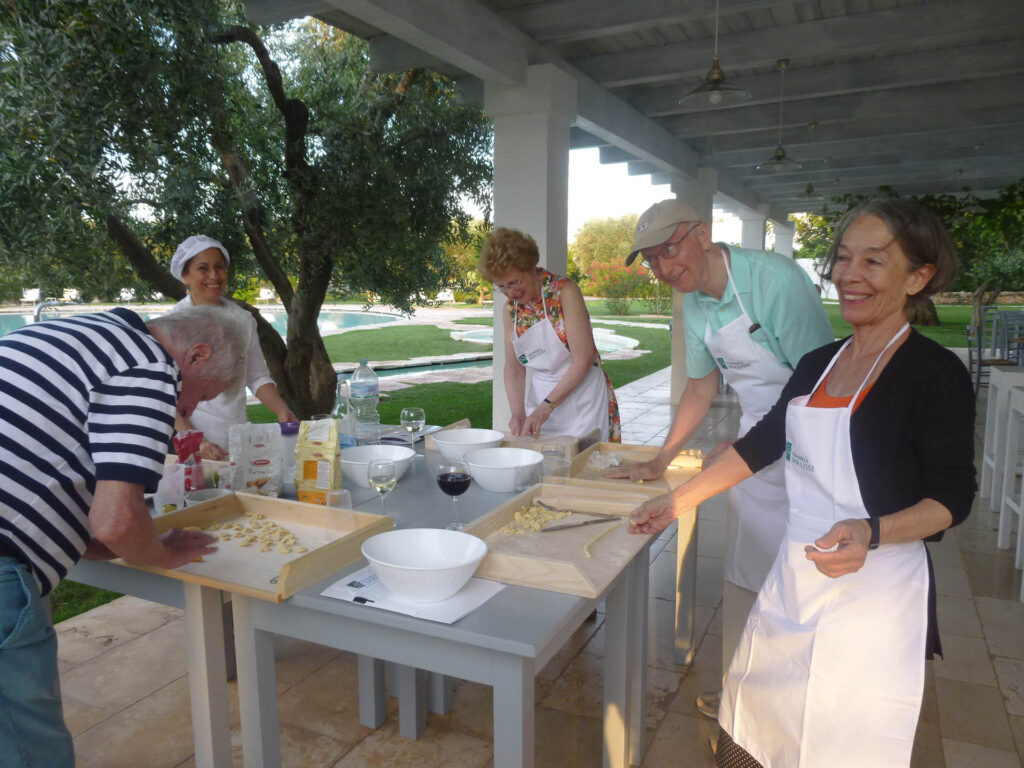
[979,366,1024,508]
[997,387,1024,572]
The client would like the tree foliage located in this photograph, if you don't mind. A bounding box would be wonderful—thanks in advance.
[571,215,636,276]
[791,181,1024,326]
[0,0,493,415]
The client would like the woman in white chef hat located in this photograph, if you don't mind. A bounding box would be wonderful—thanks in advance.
[168,235,296,459]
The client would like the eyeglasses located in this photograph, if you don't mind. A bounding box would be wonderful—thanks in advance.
[640,224,700,269]
[493,274,525,294]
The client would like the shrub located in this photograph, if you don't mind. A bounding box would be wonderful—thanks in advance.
[584,261,652,315]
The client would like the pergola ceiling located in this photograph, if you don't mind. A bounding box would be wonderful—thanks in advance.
[245,0,1024,217]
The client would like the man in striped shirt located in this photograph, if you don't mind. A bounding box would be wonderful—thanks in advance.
[0,304,249,768]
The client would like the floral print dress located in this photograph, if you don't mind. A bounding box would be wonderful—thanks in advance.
[511,269,621,442]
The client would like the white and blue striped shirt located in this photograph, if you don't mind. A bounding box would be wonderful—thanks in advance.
[0,308,179,594]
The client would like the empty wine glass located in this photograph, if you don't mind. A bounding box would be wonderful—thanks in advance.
[400,407,426,451]
[367,458,396,515]
[436,458,471,530]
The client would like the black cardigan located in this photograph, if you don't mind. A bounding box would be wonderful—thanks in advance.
[734,330,977,657]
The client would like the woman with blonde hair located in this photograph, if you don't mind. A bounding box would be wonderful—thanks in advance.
[478,227,620,441]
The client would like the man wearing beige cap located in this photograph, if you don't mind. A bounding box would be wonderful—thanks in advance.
[608,199,832,724]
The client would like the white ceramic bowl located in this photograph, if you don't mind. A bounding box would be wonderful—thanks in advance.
[431,428,504,460]
[361,528,487,602]
[465,447,544,493]
[339,445,415,489]
[183,488,233,507]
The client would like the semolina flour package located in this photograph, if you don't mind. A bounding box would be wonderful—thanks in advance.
[294,418,343,505]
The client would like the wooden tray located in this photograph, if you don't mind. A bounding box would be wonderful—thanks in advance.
[463,483,660,599]
[124,493,392,602]
[499,426,601,458]
[556,442,703,496]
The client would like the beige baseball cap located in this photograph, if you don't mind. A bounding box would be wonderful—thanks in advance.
[626,200,702,265]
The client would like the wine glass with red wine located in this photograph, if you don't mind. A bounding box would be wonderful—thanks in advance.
[436,458,472,530]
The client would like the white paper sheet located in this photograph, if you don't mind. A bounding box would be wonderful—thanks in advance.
[321,564,504,623]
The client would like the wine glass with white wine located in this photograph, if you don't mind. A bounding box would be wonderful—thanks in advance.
[367,459,396,516]
[400,407,426,452]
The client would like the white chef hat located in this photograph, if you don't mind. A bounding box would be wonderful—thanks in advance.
[170,235,230,280]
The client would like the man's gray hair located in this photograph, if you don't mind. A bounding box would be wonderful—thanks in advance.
[148,305,250,399]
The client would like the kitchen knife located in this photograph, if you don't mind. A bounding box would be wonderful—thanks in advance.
[539,517,621,533]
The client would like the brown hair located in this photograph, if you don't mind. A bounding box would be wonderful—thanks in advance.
[477,227,540,282]
[820,198,958,316]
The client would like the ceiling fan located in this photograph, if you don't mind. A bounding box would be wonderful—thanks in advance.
[678,0,751,108]
[756,59,801,172]
[793,183,825,203]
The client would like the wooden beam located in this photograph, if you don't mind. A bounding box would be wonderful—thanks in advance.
[574,0,1023,88]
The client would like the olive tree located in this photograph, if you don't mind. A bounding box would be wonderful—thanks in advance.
[0,0,492,415]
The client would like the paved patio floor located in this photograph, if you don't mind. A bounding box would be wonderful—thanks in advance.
[58,366,1024,767]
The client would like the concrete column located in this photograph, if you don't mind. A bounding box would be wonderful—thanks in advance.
[773,221,795,257]
[484,64,577,431]
[665,168,716,406]
[740,217,766,250]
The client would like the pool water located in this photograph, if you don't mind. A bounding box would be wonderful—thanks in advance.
[0,308,395,338]
[451,326,639,354]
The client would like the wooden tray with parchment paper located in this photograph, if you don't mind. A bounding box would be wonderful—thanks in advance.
[546,442,703,497]
[122,493,392,602]
[463,483,665,599]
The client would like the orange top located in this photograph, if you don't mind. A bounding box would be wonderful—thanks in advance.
[807,373,874,412]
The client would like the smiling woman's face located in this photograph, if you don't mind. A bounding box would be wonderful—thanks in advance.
[181,248,228,306]
[831,215,933,330]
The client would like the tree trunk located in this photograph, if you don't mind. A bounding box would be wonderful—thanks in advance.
[972,282,1002,328]
[906,298,939,326]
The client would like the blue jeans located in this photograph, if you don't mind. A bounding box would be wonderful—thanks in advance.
[0,558,74,768]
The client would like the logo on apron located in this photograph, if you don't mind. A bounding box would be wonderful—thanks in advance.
[518,353,528,364]
[717,356,728,369]
[784,441,815,472]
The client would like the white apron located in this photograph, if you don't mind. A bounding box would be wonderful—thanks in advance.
[720,325,929,768]
[705,247,792,591]
[512,287,609,440]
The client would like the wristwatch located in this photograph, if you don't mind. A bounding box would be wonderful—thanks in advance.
[867,516,881,550]
[543,397,558,410]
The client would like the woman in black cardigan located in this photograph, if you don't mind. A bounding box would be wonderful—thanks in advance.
[630,199,976,768]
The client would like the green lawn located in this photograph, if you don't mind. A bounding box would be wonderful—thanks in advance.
[823,302,974,347]
[322,324,490,361]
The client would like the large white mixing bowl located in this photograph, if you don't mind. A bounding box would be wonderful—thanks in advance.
[339,445,415,489]
[361,528,487,602]
[464,447,544,493]
[431,428,504,460]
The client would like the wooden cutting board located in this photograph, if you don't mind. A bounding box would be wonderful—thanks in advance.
[463,483,678,598]
[122,493,392,602]
[557,442,703,496]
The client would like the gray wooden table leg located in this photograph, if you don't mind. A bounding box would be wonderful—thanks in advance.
[492,657,533,768]
[603,561,642,768]
[358,655,387,728]
[675,510,698,664]
[428,671,453,714]
[183,583,232,768]
[232,594,281,768]
[392,664,428,739]
[628,552,650,766]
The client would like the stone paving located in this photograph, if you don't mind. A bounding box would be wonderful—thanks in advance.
[57,364,1024,768]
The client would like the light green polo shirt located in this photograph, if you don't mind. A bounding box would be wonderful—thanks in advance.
[683,245,834,380]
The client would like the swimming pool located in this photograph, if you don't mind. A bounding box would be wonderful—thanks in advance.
[0,308,395,338]
[451,326,640,354]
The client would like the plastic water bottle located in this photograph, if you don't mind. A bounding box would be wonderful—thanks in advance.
[279,421,301,487]
[349,359,381,445]
[332,374,357,449]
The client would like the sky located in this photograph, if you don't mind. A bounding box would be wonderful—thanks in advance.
[567,148,744,245]
[464,147,751,247]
